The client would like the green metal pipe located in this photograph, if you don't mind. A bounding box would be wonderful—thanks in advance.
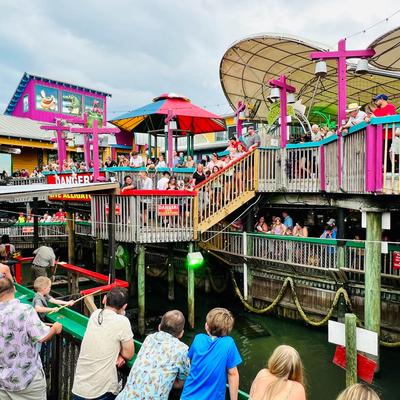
[137,244,145,336]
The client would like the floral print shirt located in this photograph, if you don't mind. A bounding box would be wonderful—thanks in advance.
[116,331,190,400]
[0,299,50,391]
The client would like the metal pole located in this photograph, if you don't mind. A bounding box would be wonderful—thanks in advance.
[280,84,288,148]
[95,239,104,273]
[92,120,100,182]
[168,249,175,301]
[137,244,145,335]
[107,194,116,284]
[188,242,195,329]
[364,211,382,368]
[345,313,357,387]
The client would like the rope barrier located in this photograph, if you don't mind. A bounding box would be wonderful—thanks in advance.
[230,271,400,346]
[206,268,228,294]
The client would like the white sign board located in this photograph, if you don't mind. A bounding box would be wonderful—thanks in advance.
[328,320,378,356]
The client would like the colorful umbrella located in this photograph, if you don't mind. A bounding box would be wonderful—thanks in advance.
[110,93,226,134]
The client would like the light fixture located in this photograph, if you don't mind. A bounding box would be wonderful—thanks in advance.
[187,251,204,269]
[76,147,84,153]
[169,120,177,130]
[287,93,296,104]
[269,87,280,100]
[107,135,117,145]
[315,60,327,77]
[355,58,369,74]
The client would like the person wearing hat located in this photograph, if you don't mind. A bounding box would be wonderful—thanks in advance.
[320,218,337,239]
[245,126,261,150]
[372,94,396,118]
[340,103,367,132]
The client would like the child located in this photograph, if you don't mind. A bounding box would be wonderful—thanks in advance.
[181,307,242,400]
[32,276,74,321]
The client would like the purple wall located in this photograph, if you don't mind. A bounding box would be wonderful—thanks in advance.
[115,130,133,147]
[11,78,107,124]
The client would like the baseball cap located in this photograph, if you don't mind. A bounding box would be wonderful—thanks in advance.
[327,218,336,226]
[372,94,388,101]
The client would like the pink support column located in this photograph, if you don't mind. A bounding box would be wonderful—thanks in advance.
[235,101,246,139]
[83,135,91,168]
[92,119,100,182]
[268,75,296,148]
[365,124,376,192]
[375,124,383,192]
[320,145,326,191]
[165,110,175,169]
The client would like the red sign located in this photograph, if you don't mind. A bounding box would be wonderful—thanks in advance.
[393,251,400,270]
[333,345,377,384]
[22,226,34,234]
[105,203,121,216]
[157,204,180,216]
[46,172,105,185]
[48,194,91,202]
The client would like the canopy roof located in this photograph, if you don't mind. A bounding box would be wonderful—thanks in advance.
[369,27,400,71]
[220,32,400,120]
[110,93,226,135]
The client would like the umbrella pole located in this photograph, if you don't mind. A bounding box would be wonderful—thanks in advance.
[166,110,174,169]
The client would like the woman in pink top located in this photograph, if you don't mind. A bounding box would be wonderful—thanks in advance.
[271,217,286,235]
[250,345,306,400]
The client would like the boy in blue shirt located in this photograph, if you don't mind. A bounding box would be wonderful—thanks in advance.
[181,307,242,400]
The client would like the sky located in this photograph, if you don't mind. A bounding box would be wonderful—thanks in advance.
[0,0,399,118]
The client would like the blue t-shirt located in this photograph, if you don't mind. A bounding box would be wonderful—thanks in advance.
[284,216,294,229]
[181,333,242,400]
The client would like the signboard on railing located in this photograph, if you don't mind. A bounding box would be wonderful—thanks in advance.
[158,204,180,216]
[393,251,400,270]
[22,226,34,234]
[105,203,121,216]
[48,194,91,202]
[46,172,105,185]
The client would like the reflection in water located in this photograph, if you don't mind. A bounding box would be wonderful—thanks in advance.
[144,278,398,400]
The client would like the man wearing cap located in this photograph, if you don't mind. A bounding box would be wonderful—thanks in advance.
[372,94,396,118]
[245,126,261,150]
[340,103,367,132]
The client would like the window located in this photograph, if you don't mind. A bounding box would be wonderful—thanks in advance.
[215,131,228,142]
[23,95,29,113]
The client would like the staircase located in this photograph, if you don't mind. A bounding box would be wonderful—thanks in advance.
[194,149,259,233]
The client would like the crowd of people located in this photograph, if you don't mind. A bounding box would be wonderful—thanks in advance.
[0,279,382,400]
[254,212,337,239]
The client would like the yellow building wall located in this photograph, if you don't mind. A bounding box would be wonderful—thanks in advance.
[12,148,39,172]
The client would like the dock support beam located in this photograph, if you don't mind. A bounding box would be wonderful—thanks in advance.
[137,244,145,336]
[167,249,175,301]
[345,313,357,387]
[95,239,104,273]
[107,194,116,284]
[188,242,195,329]
[364,211,382,368]
[32,197,39,249]
[67,212,75,265]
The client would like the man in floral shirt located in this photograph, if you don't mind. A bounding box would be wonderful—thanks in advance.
[0,277,62,399]
[116,310,190,400]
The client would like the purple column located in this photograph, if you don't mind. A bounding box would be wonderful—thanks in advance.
[375,124,383,192]
[92,119,100,182]
[365,124,376,192]
[84,135,91,168]
[280,85,288,148]
[166,110,174,169]
[320,145,326,191]
[235,101,246,139]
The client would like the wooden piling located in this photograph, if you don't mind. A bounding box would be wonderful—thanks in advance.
[67,212,75,265]
[345,313,357,387]
[364,211,381,367]
[95,239,104,273]
[168,249,175,301]
[137,244,145,336]
[188,242,195,329]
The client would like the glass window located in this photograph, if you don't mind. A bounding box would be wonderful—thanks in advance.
[23,95,29,113]
[35,84,59,112]
[62,91,82,115]
[84,96,104,127]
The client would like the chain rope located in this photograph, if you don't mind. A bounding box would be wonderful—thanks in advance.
[230,271,400,347]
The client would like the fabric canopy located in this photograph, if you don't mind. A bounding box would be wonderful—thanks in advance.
[220,33,400,120]
[369,26,400,71]
[110,93,226,134]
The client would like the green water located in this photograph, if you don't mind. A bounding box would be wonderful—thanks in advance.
[144,278,399,400]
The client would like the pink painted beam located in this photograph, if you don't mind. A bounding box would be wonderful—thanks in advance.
[365,124,376,192]
[268,75,296,148]
[41,120,70,172]
[235,100,246,138]
[375,124,383,192]
[320,145,326,191]
[165,110,175,169]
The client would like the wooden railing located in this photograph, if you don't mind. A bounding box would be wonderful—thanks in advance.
[194,149,258,232]
[0,222,67,238]
[92,191,196,243]
[201,231,400,284]
[75,221,92,236]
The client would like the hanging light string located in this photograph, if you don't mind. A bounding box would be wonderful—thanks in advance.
[344,8,400,40]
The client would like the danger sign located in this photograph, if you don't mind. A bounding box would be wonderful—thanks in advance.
[105,203,121,216]
[393,251,400,270]
[158,204,180,216]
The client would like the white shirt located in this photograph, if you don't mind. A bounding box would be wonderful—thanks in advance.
[72,309,133,397]
[32,246,55,268]
[311,131,322,141]
[157,177,169,190]
[140,177,153,190]
[156,160,167,169]
[130,155,143,168]
[348,111,367,127]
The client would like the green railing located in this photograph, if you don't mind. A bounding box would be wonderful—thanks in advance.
[14,283,249,400]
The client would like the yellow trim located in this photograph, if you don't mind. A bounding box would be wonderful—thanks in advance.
[253,149,260,191]
[0,138,54,149]
[193,196,199,240]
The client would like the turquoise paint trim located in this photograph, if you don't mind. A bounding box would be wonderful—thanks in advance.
[110,144,132,149]
[347,122,367,134]
[285,134,338,149]
[370,114,400,125]
[107,166,195,173]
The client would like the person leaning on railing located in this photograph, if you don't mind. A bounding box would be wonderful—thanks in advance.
[0,277,63,399]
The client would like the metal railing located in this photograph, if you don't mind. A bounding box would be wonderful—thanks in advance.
[324,138,339,192]
[75,221,92,236]
[6,176,46,185]
[91,191,196,243]
[258,147,281,192]
[195,149,258,231]
[0,223,67,238]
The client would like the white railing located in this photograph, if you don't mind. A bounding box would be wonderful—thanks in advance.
[324,139,339,192]
[75,222,92,236]
[258,148,281,192]
[0,223,67,238]
[342,128,366,193]
[7,176,46,185]
[91,192,195,243]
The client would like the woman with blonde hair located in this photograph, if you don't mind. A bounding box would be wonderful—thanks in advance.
[250,345,306,400]
[336,383,380,400]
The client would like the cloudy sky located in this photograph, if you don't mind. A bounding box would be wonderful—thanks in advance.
[0,0,399,117]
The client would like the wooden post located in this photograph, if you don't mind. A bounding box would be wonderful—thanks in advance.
[108,194,116,284]
[188,242,195,329]
[67,212,75,265]
[364,211,382,367]
[137,244,145,336]
[32,197,39,249]
[345,313,357,387]
[95,239,104,273]
[167,249,175,301]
